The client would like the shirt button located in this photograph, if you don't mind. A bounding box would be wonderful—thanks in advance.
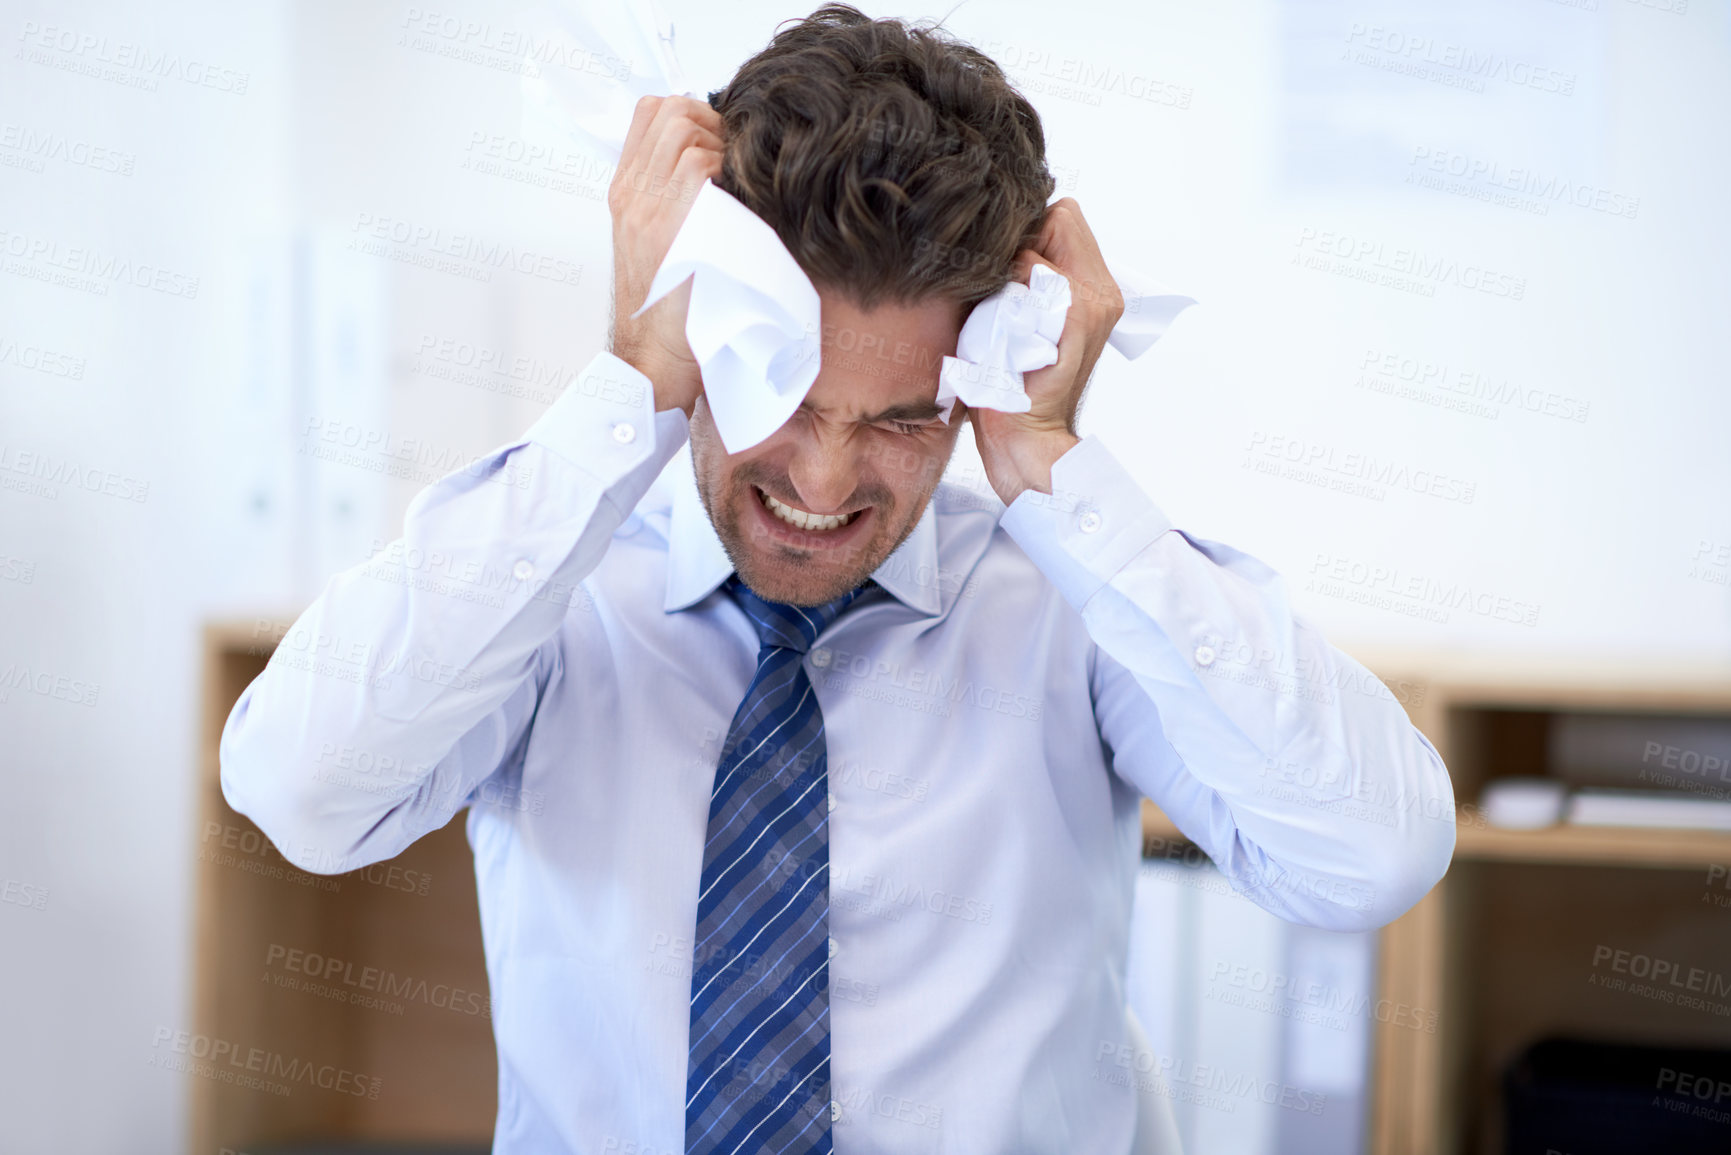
[831,1100,842,1123]
[1194,644,1217,667]
[611,422,636,445]
[512,559,535,581]
[827,792,836,813]
[827,936,838,959]
[1079,510,1102,534]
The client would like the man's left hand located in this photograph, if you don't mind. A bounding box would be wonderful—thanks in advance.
[967,197,1124,506]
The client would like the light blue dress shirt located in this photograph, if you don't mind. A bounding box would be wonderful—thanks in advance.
[220,350,1455,1154]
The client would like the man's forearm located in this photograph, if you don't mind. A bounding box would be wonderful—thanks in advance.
[1001,434,1456,930]
[220,352,690,869]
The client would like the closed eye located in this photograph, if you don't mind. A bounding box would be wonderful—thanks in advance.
[880,419,938,436]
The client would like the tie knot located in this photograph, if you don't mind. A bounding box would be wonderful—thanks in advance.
[725,576,875,655]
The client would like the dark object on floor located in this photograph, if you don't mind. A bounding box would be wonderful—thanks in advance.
[1505,1036,1731,1155]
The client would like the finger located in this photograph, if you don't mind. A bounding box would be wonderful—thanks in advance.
[671,142,723,194]
[645,96,723,160]
[1016,244,1065,278]
[620,94,664,167]
[662,96,725,151]
[1033,201,1069,255]
[647,116,722,196]
[662,122,724,166]
[661,144,723,214]
[690,124,725,155]
[1036,205,1086,270]
[1057,198,1103,251]
[1042,199,1105,265]
[674,94,725,137]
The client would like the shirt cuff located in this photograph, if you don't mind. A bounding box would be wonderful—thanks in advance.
[998,434,1175,612]
[524,351,690,492]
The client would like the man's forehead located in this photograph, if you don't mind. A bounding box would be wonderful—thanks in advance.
[802,350,947,422]
[808,394,946,425]
[808,289,960,420]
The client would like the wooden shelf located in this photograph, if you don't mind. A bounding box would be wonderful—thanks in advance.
[1454,821,1731,870]
[1152,796,1731,871]
[1371,667,1731,1155]
[1134,667,1731,1155]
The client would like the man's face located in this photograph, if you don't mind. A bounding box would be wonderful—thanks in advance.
[689,288,967,606]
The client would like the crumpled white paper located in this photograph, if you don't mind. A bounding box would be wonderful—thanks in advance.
[517,0,693,165]
[631,179,823,454]
[933,264,1197,423]
[519,0,1196,452]
[935,264,1071,420]
[1109,267,1199,360]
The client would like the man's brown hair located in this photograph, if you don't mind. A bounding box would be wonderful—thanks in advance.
[710,4,1054,313]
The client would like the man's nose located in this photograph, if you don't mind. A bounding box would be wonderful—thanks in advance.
[784,424,862,514]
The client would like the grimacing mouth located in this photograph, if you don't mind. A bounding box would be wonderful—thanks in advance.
[752,484,868,533]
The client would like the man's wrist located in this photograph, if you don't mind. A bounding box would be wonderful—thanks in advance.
[984,428,1081,505]
[649,370,698,417]
[612,338,698,416]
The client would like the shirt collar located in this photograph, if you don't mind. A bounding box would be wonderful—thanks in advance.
[664,457,943,617]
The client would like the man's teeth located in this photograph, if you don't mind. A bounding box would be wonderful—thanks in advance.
[761,490,856,532]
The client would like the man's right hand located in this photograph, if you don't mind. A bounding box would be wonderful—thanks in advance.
[607,94,724,418]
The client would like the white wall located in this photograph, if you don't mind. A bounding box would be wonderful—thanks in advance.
[1,2,292,1150]
[2,0,1727,1150]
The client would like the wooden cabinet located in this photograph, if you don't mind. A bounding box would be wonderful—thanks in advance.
[190,622,495,1152]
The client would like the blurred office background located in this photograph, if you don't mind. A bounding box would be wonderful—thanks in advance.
[2,0,1728,1152]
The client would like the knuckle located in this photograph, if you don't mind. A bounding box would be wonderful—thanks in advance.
[679,144,721,173]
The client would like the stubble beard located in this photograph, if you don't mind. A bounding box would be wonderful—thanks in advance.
[696,460,925,607]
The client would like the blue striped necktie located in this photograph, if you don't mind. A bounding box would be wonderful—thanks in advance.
[685,575,878,1154]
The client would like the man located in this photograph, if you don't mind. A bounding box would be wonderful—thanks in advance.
[221,6,1456,1153]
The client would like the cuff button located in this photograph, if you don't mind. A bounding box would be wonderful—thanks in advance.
[611,422,637,445]
[513,559,535,581]
[1194,644,1217,668]
[1078,511,1102,534]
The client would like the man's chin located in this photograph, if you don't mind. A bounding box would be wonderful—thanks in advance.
[725,516,897,606]
[709,488,886,605]
[730,548,882,607]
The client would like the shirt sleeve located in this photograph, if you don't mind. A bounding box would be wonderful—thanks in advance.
[219,352,689,873]
[998,435,1456,932]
